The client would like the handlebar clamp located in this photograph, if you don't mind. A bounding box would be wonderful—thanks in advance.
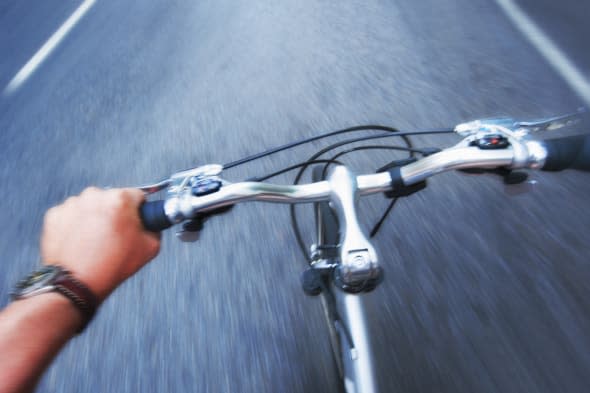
[334,252,383,293]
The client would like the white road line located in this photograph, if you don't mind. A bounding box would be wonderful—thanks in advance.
[3,0,96,96]
[494,0,590,107]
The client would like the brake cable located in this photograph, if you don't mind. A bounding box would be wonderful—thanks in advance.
[286,129,454,260]
[321,145,442,238]
[250,159,344,182]
[222,125,405,169]
[211,125,454,260]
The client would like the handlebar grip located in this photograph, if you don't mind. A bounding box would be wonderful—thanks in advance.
[140,200,173,232]
[542,134,590,171]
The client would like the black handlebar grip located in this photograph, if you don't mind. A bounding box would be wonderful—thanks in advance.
[140,200,173,232]
[542,134,590,171]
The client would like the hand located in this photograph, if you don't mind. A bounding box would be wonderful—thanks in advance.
[41,187,161,302]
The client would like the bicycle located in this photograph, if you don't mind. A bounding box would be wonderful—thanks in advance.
[138,112,589,393]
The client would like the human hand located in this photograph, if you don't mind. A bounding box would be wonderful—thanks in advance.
[40,187,161,302]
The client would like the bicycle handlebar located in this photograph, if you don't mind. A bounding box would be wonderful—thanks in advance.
[140,200,173,232]
[139,135,590,232]
[541,134,590,171]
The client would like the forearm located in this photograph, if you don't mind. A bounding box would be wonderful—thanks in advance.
[0,293,82,393]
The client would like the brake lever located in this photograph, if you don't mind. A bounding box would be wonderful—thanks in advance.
[455,108,585,138]
[514,108,585,133]
[138,179,171,194]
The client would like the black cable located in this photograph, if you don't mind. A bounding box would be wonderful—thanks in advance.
[320,146,421,239]
[291,207,313,262]
[292,129,452,196]
[264,149,403,260]
[320,145,428,179]
[252,130,406,261]
[289,130,453,259]
[370,197,398,238]
[222,125,404,169]
[291,140,400,261]
[293,133,411,187]
[307,146,417,253]
[251,159,344,182]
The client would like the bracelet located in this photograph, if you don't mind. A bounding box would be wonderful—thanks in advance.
[53,269,99,333]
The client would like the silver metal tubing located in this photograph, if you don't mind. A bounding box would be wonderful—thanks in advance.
[327,166,380,289]
[337,292,378,393]
[400,146,514,185]
[179,181,332,217]
[179,173,394,217]
[357,172,393,195]
[171,146,531,219]
[525,140,548,169]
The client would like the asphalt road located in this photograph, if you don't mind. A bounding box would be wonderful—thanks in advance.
[517,0,590,75]
[1,1,589,392]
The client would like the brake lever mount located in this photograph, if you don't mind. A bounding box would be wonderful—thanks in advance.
[168,164,224,195]
[139,164,225,195]
[453,111,584,170]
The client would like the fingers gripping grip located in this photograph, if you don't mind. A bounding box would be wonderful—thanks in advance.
[542,134,590,171]
[140,200,173,232]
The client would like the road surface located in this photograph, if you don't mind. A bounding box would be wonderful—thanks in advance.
[1,0,589,392]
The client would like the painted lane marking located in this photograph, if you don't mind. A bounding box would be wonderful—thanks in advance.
[3,0,96,96]
[494,0,590,106]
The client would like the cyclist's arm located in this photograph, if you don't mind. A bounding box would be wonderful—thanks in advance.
[0,293,82,393]
[0,188,160,393]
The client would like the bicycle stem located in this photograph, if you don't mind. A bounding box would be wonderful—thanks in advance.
[327,166,381,292]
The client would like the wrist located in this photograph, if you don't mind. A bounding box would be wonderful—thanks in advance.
[10,292,84,334]
[39,292,84,332]
[13,265,100,332]
[73,270,116,304]
[41,260,117,304]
